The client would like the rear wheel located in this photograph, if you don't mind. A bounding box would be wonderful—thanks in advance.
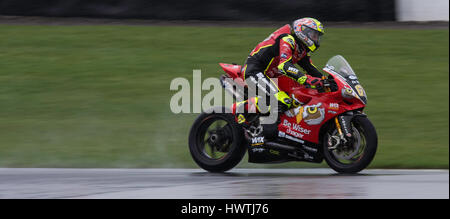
[188,107,246,172]
[323,116,378,173]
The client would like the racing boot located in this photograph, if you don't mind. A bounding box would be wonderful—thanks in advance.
[232,97,260,129]
[273,91,292,124]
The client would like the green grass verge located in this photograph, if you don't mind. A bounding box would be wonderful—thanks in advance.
[0,24,448,169]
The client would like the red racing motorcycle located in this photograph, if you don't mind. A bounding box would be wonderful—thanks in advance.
[188,55,377,173]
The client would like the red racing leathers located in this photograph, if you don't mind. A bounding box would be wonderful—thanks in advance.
[244,24,322,81]
[235,24,323,125]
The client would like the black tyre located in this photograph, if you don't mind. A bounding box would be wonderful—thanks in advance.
[188,106,246,172]
[323,116,378,174]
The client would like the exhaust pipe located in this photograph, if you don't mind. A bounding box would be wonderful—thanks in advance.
[264,141,297,152]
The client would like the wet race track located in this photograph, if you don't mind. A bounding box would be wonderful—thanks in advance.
[0,168,448,199]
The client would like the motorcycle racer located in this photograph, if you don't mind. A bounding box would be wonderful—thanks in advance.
[234,17,325,126]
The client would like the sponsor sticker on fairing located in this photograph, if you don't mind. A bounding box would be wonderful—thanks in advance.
[278,131,304,144]
[329,103,339,110]
[250,136,265,146]
[252,148,265,153]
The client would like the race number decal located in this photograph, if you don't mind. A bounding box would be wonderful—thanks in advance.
[355,85,366,97]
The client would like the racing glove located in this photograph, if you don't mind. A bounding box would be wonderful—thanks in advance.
[297,75,324,89]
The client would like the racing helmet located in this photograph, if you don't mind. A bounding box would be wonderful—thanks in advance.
[292,18,324,52]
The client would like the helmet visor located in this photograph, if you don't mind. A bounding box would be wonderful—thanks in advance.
[303,26,323,46]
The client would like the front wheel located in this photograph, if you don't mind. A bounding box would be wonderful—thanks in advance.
[323,116,378,174]
[188,107,246,172]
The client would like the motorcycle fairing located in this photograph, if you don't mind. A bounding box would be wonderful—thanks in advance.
[219,63,243,79]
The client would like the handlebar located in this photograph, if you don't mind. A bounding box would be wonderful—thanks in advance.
[318,76,336,93]
[302,76,337,93]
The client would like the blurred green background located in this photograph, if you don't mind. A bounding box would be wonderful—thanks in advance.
[0,24,448,169]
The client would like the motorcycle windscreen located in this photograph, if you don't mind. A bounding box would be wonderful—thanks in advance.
[324,55,367,104]
[325,55,355,77]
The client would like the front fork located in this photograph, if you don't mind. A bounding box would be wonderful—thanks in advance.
[329,111,355,149]
[322,75,354,142]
